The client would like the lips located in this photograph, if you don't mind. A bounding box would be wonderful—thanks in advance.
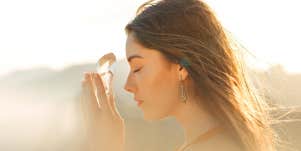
[134,98,144,106]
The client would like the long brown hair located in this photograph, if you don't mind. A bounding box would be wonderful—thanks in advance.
[125,0,279,150]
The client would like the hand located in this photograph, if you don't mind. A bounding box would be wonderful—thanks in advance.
[80,72,125,151]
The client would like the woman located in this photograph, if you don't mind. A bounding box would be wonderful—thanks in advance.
[80,0,279,151]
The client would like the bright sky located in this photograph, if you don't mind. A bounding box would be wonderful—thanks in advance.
[0,0,300,76]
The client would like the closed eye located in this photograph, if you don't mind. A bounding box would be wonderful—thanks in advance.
[133,68,142,73]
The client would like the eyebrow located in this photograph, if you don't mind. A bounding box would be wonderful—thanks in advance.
[127,54,144,63]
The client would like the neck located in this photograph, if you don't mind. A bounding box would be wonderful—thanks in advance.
[170,98,221,145]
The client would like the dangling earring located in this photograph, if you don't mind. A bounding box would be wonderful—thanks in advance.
[179,74,187,103]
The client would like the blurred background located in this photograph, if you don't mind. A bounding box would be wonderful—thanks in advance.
[0,0,300,151]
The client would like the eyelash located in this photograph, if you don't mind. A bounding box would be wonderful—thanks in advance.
[133,68,142,73]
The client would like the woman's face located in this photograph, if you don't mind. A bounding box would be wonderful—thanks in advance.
[124,33,182,121]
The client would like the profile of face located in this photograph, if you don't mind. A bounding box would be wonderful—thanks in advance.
[123,33,186,121]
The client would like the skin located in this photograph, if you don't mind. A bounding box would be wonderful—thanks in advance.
[80,32,242,151]
[81,72,125,151]
[123,33,240,150]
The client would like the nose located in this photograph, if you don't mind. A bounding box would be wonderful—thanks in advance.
[123,75,136,93]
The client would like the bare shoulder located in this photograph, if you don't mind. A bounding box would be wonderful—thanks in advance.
[189,130,244,151]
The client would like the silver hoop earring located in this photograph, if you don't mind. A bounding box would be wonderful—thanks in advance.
[179,74,187,103]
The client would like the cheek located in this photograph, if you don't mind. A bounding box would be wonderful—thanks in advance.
[136,65,180,120]
[143,68,179,107]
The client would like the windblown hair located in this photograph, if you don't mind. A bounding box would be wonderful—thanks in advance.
[125,0,280,151]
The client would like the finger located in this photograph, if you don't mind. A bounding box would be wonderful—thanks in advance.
[81,73,100,120]
[92,72,111,114]
[79,85,95,142]
[81,79,98,117]
[106,71,122,118]
[86,73,101,113]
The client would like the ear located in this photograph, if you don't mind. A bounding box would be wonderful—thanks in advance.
[177,64,189,81]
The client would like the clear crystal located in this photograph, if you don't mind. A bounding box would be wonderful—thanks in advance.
[96,52,116,95]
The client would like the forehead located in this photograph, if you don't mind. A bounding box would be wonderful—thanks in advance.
[125,33,144,57]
